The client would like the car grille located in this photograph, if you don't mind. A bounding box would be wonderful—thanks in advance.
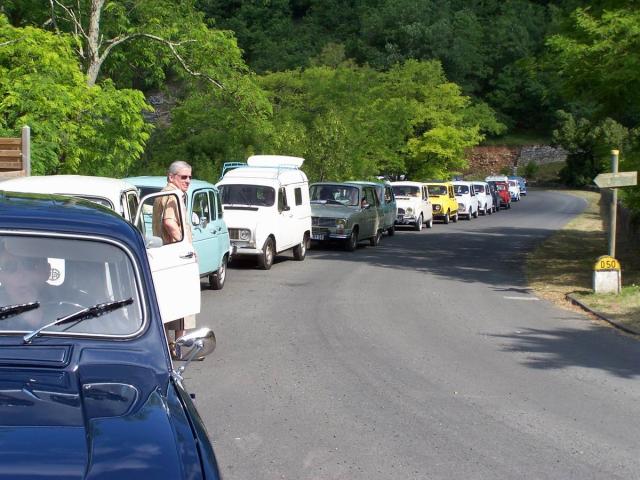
[228,228,242,240]
[312,217,336,227]
[312,227,330,234]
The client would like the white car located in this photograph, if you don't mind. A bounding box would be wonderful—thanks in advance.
[0,174,201,324]
[217,155,312,270]
[390,181,433,230]
[471,181,494,215]
[452,181,480,220]
[508,179,521,201]
[0,174,140,221]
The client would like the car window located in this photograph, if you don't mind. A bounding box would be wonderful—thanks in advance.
[294,187,303,206]
[473,185,484,193]
[392,185,420,197]
[384,187,394,203]
[0,235,144,336]
[219,184,276,207]
[310,185,359,206]
[278,187,289,212]
[428,185,447,196]
[126,191,139,221]
[215,191,223,218]
[208,190,217,220]
[192,190,211,225]
[454,185,469,195]
[363,187,378,206]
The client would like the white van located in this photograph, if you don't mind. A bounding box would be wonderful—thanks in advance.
[216,155,312,270]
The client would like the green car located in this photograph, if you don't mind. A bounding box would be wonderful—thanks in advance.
[346,181,397,236]
[310,182,383,251]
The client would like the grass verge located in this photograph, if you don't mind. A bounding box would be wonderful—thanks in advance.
[526,190,640,334]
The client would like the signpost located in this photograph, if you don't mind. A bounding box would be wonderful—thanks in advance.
[592,150,637,294]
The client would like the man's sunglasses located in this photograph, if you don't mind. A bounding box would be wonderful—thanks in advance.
[173,175,192,180]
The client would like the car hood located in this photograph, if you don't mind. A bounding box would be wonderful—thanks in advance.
[222,206,264,229]
[311,203,358,218]
[0,366,184,479]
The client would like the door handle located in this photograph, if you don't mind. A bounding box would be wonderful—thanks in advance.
[180,252,195,259]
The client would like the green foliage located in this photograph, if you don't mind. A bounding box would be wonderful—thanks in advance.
[546,7,640,124]
[553,111,629,186]
[523,161,539,179]
[0,15,152,175]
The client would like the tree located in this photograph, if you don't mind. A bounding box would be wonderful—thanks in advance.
[0,15,151,175]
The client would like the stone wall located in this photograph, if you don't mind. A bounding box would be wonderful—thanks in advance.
[465,145,567,174]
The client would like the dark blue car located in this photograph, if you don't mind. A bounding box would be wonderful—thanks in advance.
[0,192,220,480]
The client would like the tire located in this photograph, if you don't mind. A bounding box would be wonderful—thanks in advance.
[209,255,228,290]
[443,211,450,224]
[370,229,382,246]
[293,234,308,260]
[345,229,358,251]
[258,237,275,270]
[487,204,492,215]
[466,208,472,220]
[387,225,395,236]
[507,202,511,209]
[426,217,433,228]
[414,214,423,231]
[452,212,458,223]
[473,208,479,218]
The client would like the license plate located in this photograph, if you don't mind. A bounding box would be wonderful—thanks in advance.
[311,234,324,240]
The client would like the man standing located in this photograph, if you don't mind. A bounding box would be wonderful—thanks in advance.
[152,161,196,356]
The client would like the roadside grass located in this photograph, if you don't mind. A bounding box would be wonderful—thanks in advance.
[526,189,640,333]
[483,132,551,146]
[528,161,564,184]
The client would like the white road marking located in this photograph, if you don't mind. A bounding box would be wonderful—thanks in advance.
[503,296,540,301]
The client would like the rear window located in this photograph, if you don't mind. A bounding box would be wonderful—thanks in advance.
[392,186,420,197]
[219,184,275,207]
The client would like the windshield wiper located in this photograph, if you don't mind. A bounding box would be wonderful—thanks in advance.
[0,302,40,321]
[23,298,133,344]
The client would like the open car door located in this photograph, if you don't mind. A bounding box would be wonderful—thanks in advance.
[134,191,200,323]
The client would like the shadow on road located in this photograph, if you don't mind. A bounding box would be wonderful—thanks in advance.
[489,325,640,378]
[308,226,606,289]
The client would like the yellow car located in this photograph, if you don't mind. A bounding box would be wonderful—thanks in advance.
[426,182,459,223]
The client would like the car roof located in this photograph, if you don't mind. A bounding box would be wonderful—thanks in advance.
[124,176,219,193]
[0,191,143,249]
[0,175,137,200]
[390,181,423,187]
[218,167,308,185]
[345,180,390,188]
[452,180,473,185]
[311,181,363,188]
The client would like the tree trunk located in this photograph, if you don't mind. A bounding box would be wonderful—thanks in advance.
[86,0,105,87]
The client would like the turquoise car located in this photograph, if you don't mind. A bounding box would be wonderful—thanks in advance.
[125,176,233,289]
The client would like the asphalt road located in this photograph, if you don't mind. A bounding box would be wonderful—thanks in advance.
[186,190,640,480]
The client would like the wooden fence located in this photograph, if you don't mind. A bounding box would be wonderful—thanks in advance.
[0,126,30,179]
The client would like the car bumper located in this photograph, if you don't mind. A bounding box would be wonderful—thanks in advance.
[311,230,350,241]
[395,215,417,225]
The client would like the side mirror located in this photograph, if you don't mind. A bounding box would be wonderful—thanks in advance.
[191,212,200,226]
[175,328,216,363]
[145,236,163,248]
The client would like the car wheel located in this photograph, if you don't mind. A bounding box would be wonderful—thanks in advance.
[293,234,308,261]
[487,204,492,215]
[507,202,511,209]
[466,208,472,220]
[473,208,479,218]
[443,211,450,224]
[370,229,382,246]
[452,212,458,222]
[387,225,395,236]
[414,214,423,231]
[209,255,227,290]
[345,229,358,251]
[258,237,275,270]
[426,217,433,228]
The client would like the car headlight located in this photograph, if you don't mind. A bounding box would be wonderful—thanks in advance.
[433,204,441,212]
[406,207,414,215]
[336,218,347,232]
[458,203,465,210]
[239,229,251,241]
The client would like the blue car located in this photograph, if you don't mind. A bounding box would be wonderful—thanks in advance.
[126,176,232,289]
[0,192,220,479]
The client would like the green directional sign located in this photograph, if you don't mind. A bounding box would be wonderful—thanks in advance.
[593,171,637,188]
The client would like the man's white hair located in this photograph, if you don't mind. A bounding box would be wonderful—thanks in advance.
[168,161,192,175]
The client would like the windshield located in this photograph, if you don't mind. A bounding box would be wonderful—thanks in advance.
[473,184,485,193]
[310,185,359,206]
[0,235,143,336]
[219,184,275,207]
[427,185,447,196]
[454,185,469,195]
[392,186,420,197]
[496,184,507,191]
